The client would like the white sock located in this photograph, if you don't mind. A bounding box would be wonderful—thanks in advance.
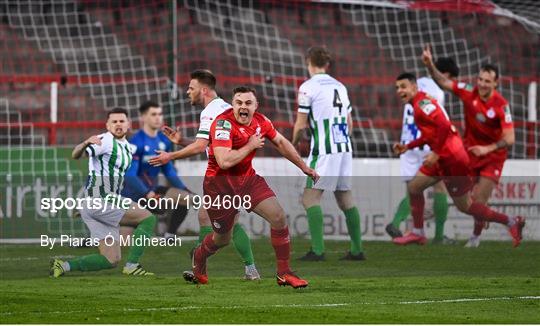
[470,235,479,241]
[125,262,138,268]
[164,232,175,239]
[62,261,70,272]
[507,217,516,227]
[412,228,424,236]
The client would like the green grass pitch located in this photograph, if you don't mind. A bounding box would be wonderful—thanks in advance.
[1,239,539,324]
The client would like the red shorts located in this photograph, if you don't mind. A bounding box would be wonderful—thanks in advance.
[202,174,276,234]
[469,154,505,183]
[420,157,473,197]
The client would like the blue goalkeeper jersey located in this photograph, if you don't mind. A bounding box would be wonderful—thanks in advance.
[122,130,187,200]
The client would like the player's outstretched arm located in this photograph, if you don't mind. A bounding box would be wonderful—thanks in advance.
[270,132,319,182]
[292,112,309,146]
[149,138,208,166]
[422,44,453,91]
[72,135,101,160]
[213,135,265,170]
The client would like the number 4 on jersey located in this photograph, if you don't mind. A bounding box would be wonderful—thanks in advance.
[333,89,343,115]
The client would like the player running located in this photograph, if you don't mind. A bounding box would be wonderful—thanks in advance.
[50,108,156,278]
[386,58,459,245]
[149,70,260,280]
[422,45,516,247]
[292,46,365,261]
[182,86,319,288]
[122,101,191,240]
[392,73,524,247]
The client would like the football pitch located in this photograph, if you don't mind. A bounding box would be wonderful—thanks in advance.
[1,239,539,324]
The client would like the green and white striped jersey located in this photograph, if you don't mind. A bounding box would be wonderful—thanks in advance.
[196,97,231,140]
[298,73,353,155]
[84,132,134,198]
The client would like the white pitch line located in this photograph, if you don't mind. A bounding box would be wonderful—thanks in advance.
[1,296,539,316]
[0,255,75,262]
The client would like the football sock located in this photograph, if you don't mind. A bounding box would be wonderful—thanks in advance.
[306,205,325,255]
[195,233,224,272]
[409,193,425,229]
[467,202,509,225]
[433,192,449,240]
[197,226,213,245]
[271,226,291,275]
[67,254,113,272]
[232,223,255,266]
[126,215,156,264]
[344,206,363,254]
[167,205,189,234]
[391,195,410,228]
[473,218,484,236]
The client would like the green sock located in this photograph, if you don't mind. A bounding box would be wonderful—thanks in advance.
[391,195,410,228]
[306,205,325,255]
[68,254,113,272]
[232,223,255,266]
[433,192,449,240]
[344,206,363,254]
[197,226,213,245]
[126,215,156,264]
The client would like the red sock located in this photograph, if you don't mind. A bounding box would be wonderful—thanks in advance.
[271,226,290,275]
[467,202,509,225]
[473,218,484,236]
[194,232,221,261]
[409,193,425,229]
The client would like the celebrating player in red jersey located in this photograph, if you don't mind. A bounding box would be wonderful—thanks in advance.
[392,73,524,247]
[422,44,516,247]
[183,86,319,288]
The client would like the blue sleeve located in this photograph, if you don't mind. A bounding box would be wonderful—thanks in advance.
[162,162,187,190]
[124,135,151,198]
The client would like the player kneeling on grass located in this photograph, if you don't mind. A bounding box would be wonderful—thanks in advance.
[183,86,319,288]
[50,108,157,278]
[392,73,525,247]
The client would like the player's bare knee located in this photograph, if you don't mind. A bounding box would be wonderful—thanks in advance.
[270,208,287,229]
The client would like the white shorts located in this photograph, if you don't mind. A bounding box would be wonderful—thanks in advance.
[400,150,430,182]
[306,152,352,191]
[80,200,127,241]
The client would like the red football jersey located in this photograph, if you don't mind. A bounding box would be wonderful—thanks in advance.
[408,91,466,162]
[452,81,513,161]
[206,108,277,177]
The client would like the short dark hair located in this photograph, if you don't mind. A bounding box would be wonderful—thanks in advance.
[435,57,459,78]
[138,100,160,115]
[232,86,257,98]
[306,46,331,68]
[107,107,129,119]
[481,63,499,80]
[396,72,417,83]
[190,69,216,89]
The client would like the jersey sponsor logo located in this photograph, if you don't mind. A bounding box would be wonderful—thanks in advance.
[216,119,232,131]
[215,130,230,140]
[486,108,496,119]
[458,82,473,91]
[420,101,436,115]
[504,105,512,123]
[476,112,486,123]
[298,91,310,107]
